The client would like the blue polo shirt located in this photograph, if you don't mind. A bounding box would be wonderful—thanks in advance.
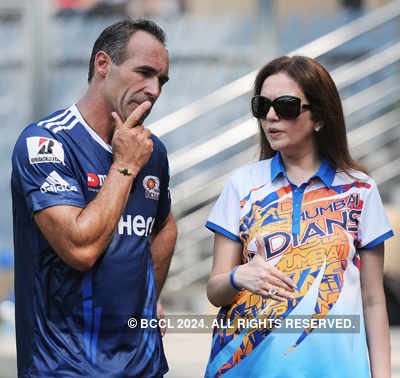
[11,105,170,377]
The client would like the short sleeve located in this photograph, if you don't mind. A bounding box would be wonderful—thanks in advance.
[12,129,86,216]
[206,176,241,242]
[358,180,393,249]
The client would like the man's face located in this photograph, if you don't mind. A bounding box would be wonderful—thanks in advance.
[103,30,169,123]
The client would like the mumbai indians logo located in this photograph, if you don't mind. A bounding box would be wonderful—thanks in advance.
[246,208,361,263]
[143,176,160,200]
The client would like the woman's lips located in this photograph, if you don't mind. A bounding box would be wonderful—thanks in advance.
[268,128,284,138]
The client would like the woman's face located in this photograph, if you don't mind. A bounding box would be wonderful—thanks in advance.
[260,72,318,157]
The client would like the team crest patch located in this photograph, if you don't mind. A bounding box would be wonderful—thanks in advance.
[143,176,160,200]
[26,136,64,165]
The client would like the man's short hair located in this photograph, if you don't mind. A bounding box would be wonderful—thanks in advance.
[88,19,166,83]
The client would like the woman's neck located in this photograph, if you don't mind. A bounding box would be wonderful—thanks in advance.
[280,149,322,186]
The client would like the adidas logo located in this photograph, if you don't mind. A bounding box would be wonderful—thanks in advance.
[40,171,78,194]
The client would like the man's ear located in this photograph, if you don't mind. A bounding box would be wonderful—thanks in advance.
[94,51,111,79]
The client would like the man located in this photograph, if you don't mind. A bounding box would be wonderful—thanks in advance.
[11,19,177,377]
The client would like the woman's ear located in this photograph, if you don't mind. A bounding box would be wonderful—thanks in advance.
[311,109,323,130]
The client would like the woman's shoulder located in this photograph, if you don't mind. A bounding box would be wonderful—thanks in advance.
[334,168,378,189]
[230,159,270,179]
[228,158,273,189]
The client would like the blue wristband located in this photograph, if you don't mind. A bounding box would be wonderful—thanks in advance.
[230,265,242,291]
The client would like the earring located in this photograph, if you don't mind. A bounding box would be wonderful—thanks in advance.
[314,125,321,132]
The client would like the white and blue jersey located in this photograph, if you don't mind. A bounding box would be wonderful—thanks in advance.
[205,153,393,378]
[11,105,171,377]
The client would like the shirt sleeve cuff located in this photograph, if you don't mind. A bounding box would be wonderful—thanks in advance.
[360,230,394,249]
[31,199,85,216]
[205,221,241,243]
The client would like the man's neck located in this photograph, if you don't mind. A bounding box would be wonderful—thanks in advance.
[76,90,114,145]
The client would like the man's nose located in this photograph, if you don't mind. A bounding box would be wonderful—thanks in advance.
[144,77,160,100]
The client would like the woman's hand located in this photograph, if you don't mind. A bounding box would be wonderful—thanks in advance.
[234,235,297,301]
[207,233,296,307]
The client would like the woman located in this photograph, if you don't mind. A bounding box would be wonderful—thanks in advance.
[205,56,392,378]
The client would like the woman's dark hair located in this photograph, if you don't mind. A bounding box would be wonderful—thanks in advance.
[254,55,367,175]
[88,19,166,83]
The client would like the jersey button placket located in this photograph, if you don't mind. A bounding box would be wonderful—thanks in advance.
[292,185,305,235]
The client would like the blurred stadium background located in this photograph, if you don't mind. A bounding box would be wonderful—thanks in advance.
[0,0,399,376]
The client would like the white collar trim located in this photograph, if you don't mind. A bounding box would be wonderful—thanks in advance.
[69,104,112,153]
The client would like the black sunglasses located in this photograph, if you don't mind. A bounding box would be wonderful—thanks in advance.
[251,95,312,120]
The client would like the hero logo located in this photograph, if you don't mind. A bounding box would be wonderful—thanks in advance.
[143,176,160,200]
[118,214,155,237]
[87,173,107,192]
[26,137,65,165]
[40,171,78,193]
